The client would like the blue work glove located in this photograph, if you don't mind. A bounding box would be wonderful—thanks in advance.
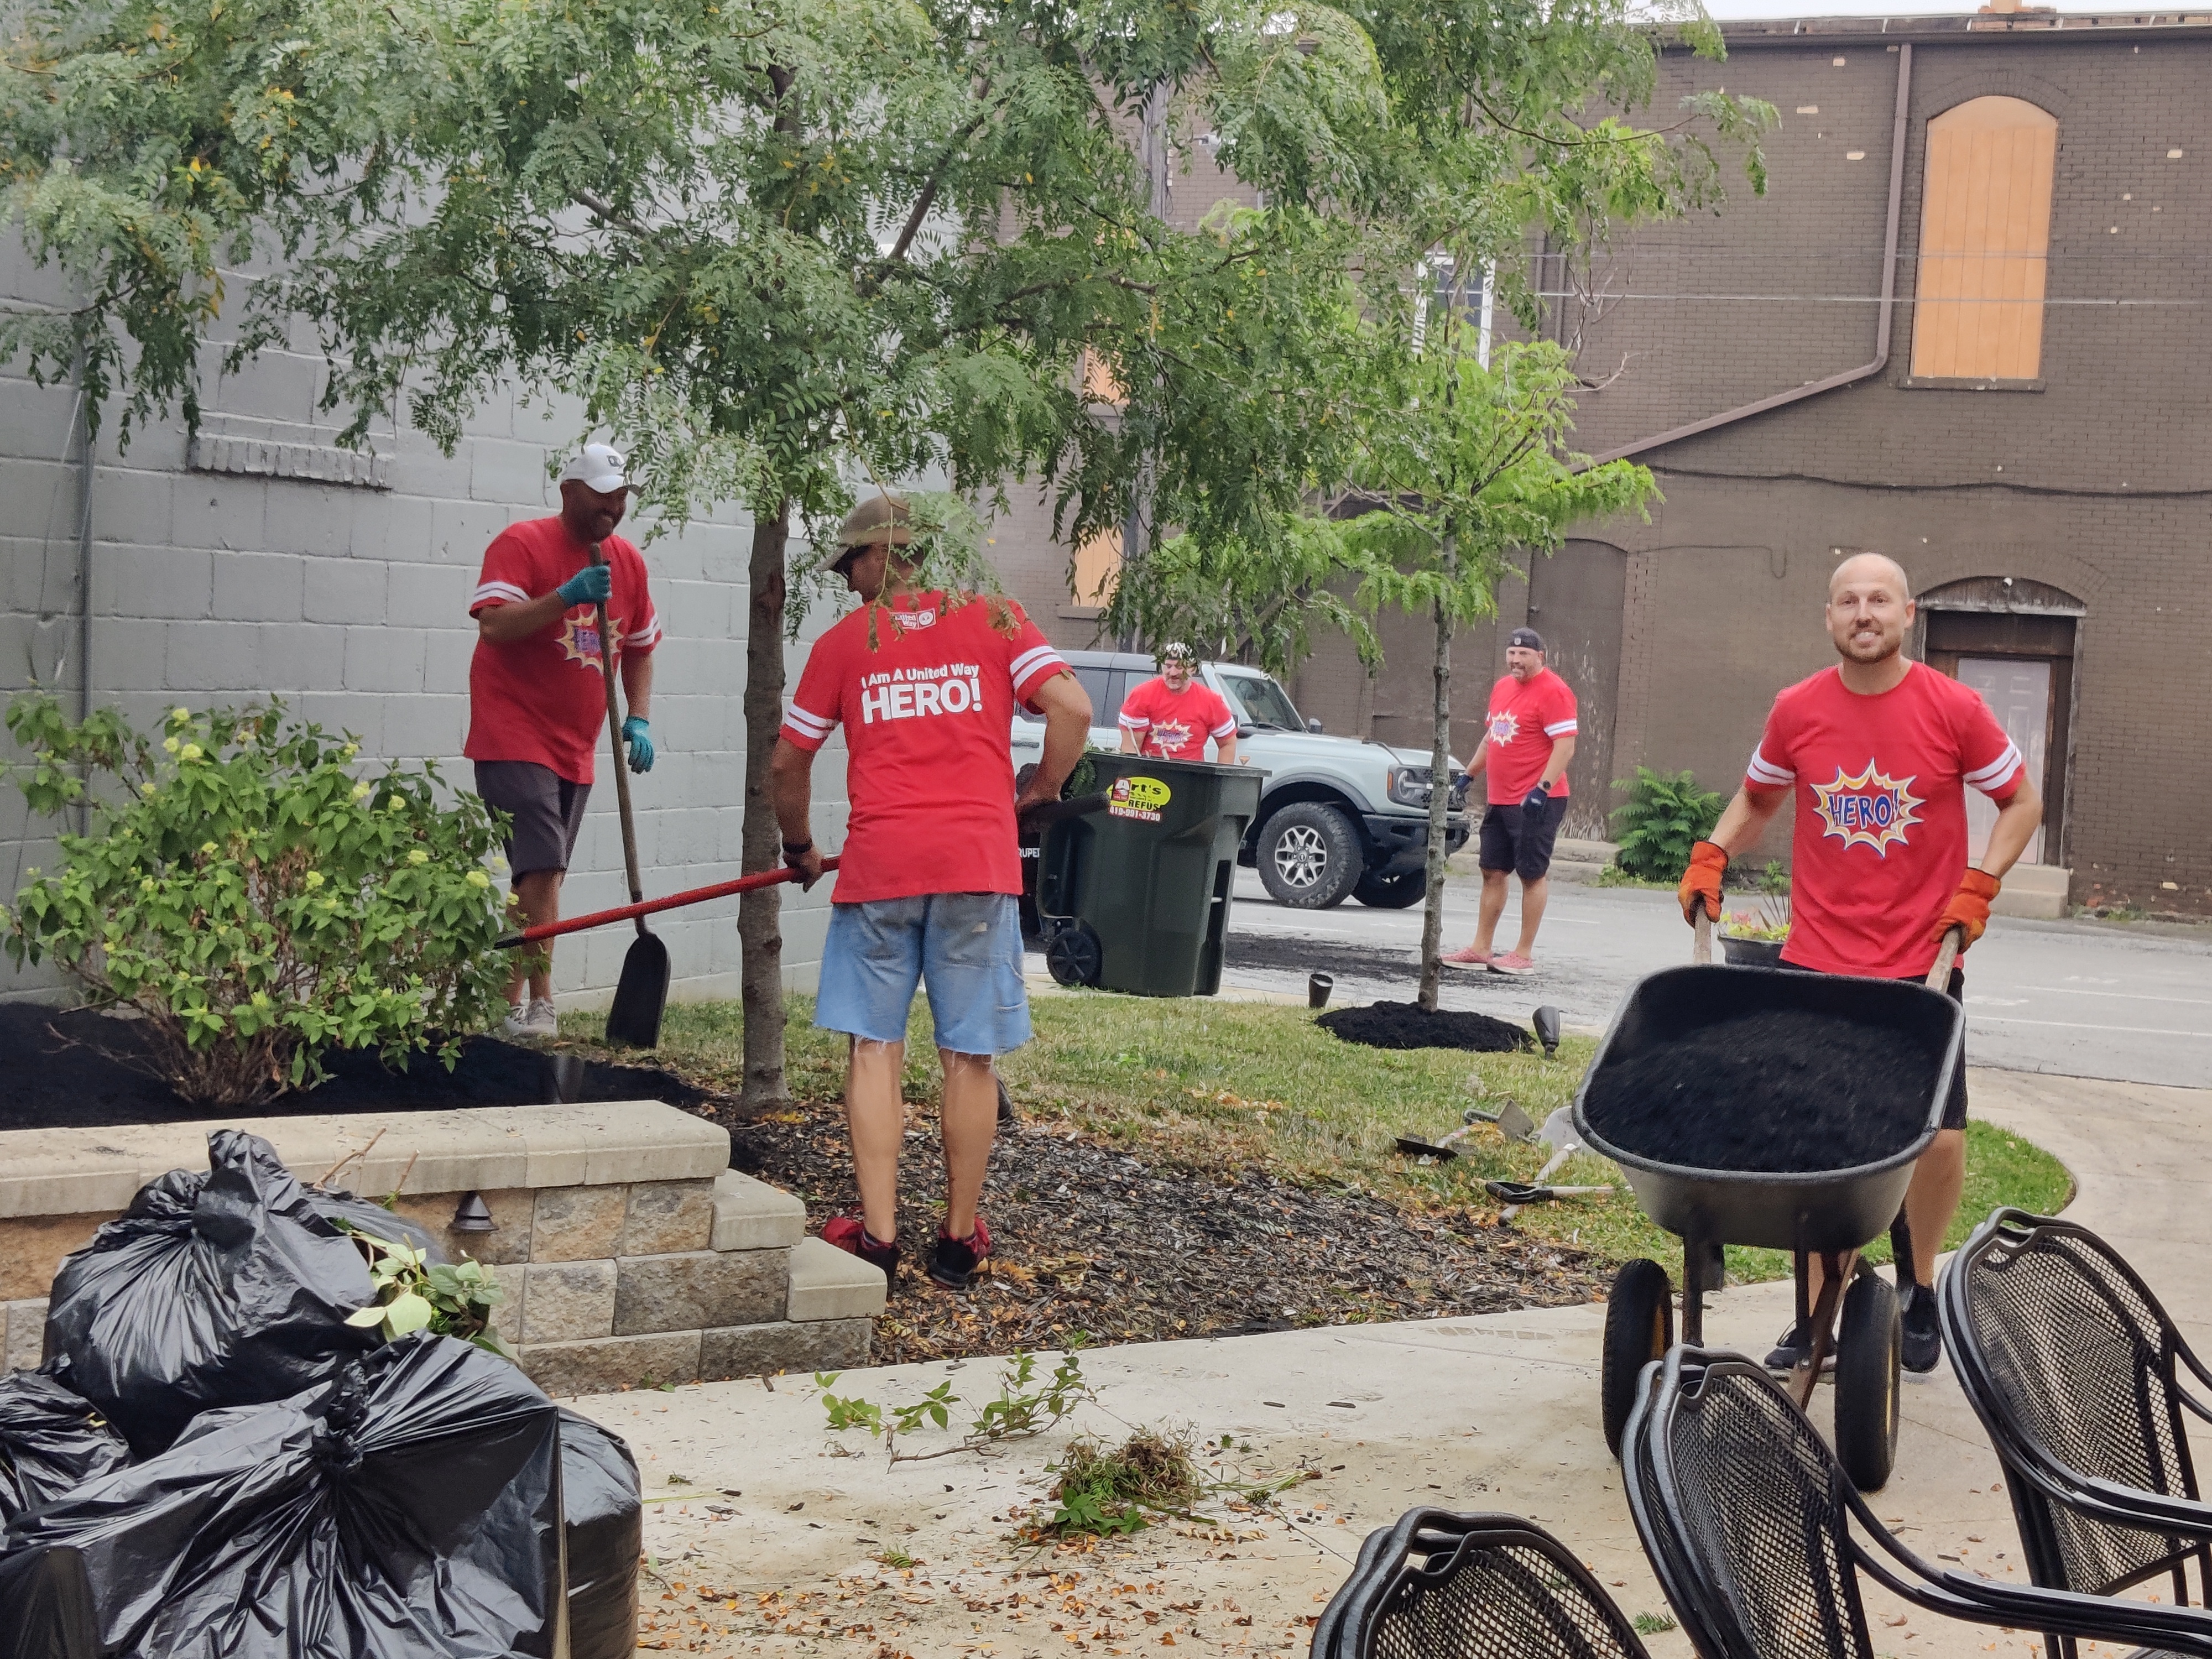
[556,564,612,607]
[1521,781,1552,813]
[622,716,655,774]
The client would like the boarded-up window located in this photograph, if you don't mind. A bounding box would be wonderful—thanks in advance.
[1071,527,1121,606]
[1911,96,2057,381]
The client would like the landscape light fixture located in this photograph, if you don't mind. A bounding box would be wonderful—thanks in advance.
[450,1191,497,1234]
[1532,1006,1562,1059]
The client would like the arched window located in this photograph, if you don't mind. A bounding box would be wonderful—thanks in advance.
[1911,96,2058,383]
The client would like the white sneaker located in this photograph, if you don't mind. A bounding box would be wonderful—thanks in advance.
[503,997,559,1039]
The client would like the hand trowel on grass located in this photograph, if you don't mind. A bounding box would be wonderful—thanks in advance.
[1394,1098,1535,1160]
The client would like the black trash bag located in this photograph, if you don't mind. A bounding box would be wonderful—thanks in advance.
[0,1333,563,1659]
[0,1371,131,1527]
[557,1410,642,1659]
[0,1545,100,1659]
[43,1129,418,1457]
[307,1188,446,1265]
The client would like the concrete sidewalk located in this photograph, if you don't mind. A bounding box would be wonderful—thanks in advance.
[574,1068,2209,1657]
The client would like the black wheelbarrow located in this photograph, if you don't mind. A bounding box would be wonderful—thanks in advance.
[1574,915,1965,1491]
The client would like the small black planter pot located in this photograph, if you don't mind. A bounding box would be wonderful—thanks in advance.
[1720,935,1788,968]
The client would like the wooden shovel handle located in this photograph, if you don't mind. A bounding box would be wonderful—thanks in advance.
[1927,925,1964,989]
[589,543,648,931]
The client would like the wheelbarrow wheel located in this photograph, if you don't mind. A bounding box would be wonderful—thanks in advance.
[1834,1269,1902,1491]
[1602,1258,1673,1458]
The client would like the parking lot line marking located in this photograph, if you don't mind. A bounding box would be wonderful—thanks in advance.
[1968,1014,2210,1039]
[2014,985,2212,1006]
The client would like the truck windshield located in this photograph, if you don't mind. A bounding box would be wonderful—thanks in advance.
[1215,672,1304,731]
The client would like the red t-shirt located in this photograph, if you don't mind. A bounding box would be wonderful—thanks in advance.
[1481,669,1578,804]
[781,592,1068,904]
[1749,661,2025,978]
[464,518,661,785]
[1118,677,1237,761]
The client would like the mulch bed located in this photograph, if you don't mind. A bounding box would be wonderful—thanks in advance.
[1316,1000,1533,1054]
[708,1093,1604,1365]
[0,1004,708,1133]
[1583,1007,1932,1173]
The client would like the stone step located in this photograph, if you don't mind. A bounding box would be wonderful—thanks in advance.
[1991,863,2072,921]
[1446,836,1620,885]
[0,1102,883,1397]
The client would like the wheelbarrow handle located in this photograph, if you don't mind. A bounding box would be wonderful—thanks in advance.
[495,856,842,947]
[1928,924,1964,989]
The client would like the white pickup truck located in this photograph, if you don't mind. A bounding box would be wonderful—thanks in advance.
[1011,650,1470,909]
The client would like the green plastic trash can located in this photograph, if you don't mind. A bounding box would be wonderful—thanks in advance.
[1035,753,1265,997]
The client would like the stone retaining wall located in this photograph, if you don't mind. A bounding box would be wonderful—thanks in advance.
[0,1101,884,1394]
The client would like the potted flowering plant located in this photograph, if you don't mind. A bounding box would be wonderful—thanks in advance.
[1719,887,1791,968]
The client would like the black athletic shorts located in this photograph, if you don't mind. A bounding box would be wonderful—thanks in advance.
[473,760,591,877]
[1477,795,1569,881]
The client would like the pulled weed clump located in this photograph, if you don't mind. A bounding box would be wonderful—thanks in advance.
[1044,1429,1206,1536]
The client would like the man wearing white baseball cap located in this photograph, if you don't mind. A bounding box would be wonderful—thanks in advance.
[465,442,662,1036]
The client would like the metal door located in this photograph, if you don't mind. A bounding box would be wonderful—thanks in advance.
[1957,656,2049,865]
[1526,541,1627,838]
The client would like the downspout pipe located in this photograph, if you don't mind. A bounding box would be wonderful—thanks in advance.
[1588,42,1913,467]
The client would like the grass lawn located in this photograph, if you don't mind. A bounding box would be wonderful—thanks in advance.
[571,989,2072,1285]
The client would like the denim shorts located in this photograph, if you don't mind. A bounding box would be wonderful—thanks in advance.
[815,892,1032,1056]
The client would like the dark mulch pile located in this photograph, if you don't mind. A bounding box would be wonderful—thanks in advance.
[1582,1008,1933,1174]
[1317,1000,1533,1054]
[0,1004,709,1133]
[712,1095,1603,1365]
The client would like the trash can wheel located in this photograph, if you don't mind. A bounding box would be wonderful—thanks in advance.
[1602,1258,1674,1458]
[1045,921,1103,988]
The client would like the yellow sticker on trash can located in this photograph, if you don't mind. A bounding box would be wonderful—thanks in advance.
[1108,775,1171,822]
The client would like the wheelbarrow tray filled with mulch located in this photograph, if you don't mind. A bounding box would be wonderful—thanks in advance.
[1571,959,1964,1493]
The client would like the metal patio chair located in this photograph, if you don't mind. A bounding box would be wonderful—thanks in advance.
[1941,1208,2212,1656]
[1311,1507,1654,1659]
[1620,1344,2212,1659]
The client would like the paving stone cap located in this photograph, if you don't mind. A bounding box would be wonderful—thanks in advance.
[0,1100,730,1220]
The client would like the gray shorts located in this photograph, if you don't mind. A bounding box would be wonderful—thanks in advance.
[473,761,590,877]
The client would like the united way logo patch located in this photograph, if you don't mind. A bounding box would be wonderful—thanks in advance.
[1486,711,1519,746]
[1812,761,1924,855]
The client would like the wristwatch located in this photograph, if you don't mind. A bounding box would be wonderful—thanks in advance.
[782,839,815,858]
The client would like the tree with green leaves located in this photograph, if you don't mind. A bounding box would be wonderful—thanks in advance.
[1342,337,1655,1010]
[0,0,1384,1103]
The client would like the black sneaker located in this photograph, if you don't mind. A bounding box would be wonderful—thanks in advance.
[1901,1283,1943,1373]
[1763,1322,1838,1374]
[823,1216,899,1284]
[928,1217,993,1290]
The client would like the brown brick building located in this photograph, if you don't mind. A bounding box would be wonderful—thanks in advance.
[987,11,2212,914]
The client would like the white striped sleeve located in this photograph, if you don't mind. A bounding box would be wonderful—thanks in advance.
[623,616,664,649]
[1746,745,1796,788]
[1964,740,2025,796]
[1542,718,1579,737]
[1009,643,1068,706]
[1119,710,1150,730]
[780,701,838,751]
[470,579,531,609]
[1209,714,1238,739]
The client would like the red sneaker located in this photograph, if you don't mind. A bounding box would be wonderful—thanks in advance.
[1440,943,1493,969]
[822,1215,899,1281]
[1489,952,1537,977]
[929,1215,993,1290]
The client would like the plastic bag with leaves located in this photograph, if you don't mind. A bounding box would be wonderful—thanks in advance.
[0,1370,131,1527]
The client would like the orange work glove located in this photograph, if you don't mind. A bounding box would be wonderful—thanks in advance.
[1932,868,2003,949]
[1678,840,1728,925]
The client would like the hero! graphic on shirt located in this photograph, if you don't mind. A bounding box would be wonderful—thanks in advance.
[1481,669,1578,804]
[780,591,1067,904]
[1746,660,2024,979]
[1118,676,1237,762]
[464,518,660,785]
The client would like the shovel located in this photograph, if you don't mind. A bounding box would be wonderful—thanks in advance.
[1483,1180,1614,1205]
[1499,1107,1602,1220]
[589,542,668,1048]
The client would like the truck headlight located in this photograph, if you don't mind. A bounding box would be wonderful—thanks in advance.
[1386,768,1433,808]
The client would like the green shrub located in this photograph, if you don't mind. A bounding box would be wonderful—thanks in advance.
[4,693,512,1106]
[1609,766,1725,882]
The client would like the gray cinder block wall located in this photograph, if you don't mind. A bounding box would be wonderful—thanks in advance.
[1,242,851,1006]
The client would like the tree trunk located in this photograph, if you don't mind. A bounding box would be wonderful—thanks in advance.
[739,500,792,1109]
[1417,535,1457,1012]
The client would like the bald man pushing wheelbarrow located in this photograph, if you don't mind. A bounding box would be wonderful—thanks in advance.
[1679,551,2043,1375]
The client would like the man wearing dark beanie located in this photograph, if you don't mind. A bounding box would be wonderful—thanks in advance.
[1442,627,1578,977]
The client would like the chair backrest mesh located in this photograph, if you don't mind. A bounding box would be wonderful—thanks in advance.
[1368,1535,1644,1659]
[1660,1364,1874,1659]
[1959,1229,2195,1594]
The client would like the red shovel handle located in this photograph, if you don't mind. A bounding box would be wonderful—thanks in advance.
[496,856,841,948]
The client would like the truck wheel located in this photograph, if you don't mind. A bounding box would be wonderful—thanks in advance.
[1353,868,1427,909]
[1257,804,1361,909]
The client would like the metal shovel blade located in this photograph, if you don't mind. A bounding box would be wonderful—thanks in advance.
[604,929,671,1048]
[1394,1135,1460,1160]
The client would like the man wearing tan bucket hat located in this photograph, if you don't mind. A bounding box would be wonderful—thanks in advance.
[770,495,1092,1291]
